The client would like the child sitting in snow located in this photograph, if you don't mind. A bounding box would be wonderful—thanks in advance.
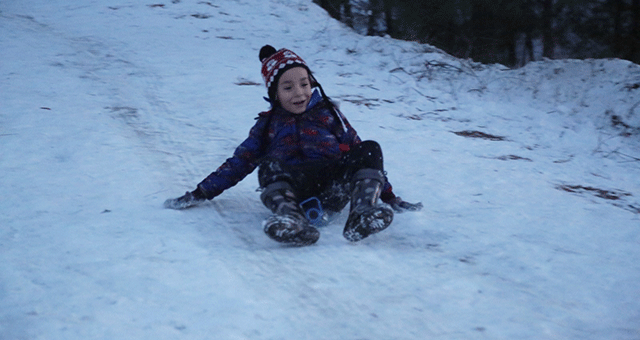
[164,45,421,245]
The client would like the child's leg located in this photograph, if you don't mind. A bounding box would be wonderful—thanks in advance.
[343,168,394,241]
[314,140,394,241]
[317,140,385,212]
[257,159,320,245]
[258,159,322,198]
[339,140,385,173]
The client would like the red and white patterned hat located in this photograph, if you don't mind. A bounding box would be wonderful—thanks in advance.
[260,46,308,90]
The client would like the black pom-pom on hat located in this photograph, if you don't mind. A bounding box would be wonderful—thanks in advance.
[259,45,277,62]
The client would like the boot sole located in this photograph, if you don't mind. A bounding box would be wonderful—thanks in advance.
[264,216,320,246]
[343,205,394,242]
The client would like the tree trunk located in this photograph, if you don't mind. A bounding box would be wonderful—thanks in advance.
[542,0,554,59]
[318,0,340,21]
[367,1,380,36]
[526,33,535,62]
[632,0,640,62]
[383,0,394,36]
[611,0,624,57]
[341,0,353,28]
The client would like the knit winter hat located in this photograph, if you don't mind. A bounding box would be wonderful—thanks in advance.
[259,45,311,101]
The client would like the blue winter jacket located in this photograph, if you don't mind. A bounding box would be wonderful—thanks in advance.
[197,90,395,201]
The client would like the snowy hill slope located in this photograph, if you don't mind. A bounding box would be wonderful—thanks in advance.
[1,0,639,339]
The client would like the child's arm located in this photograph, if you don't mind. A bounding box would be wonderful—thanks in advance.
[164,115,269,209]
[195,116,269,199]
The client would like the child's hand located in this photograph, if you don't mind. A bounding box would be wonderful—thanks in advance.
[164,190,205,210]
[388,197,423,212]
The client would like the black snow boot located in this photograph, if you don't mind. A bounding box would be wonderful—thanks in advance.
[343,169,394,242]
[261,182,320,246]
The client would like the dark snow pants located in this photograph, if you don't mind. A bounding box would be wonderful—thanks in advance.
[258,140,384,213]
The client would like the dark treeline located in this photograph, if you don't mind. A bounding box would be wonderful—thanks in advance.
[314,0,640,67]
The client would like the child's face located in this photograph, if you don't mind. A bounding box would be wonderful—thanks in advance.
[276,67,312,114]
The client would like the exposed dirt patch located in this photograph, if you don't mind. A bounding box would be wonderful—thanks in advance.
[191,13,211,19]
[556,184,639,214]
[556,184,631,201]
[235,79,261,86]
[453,130,506,141]
[335,95,381,108]
[495,155,532,161]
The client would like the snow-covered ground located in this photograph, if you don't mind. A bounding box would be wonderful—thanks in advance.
[1,1,639,339]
